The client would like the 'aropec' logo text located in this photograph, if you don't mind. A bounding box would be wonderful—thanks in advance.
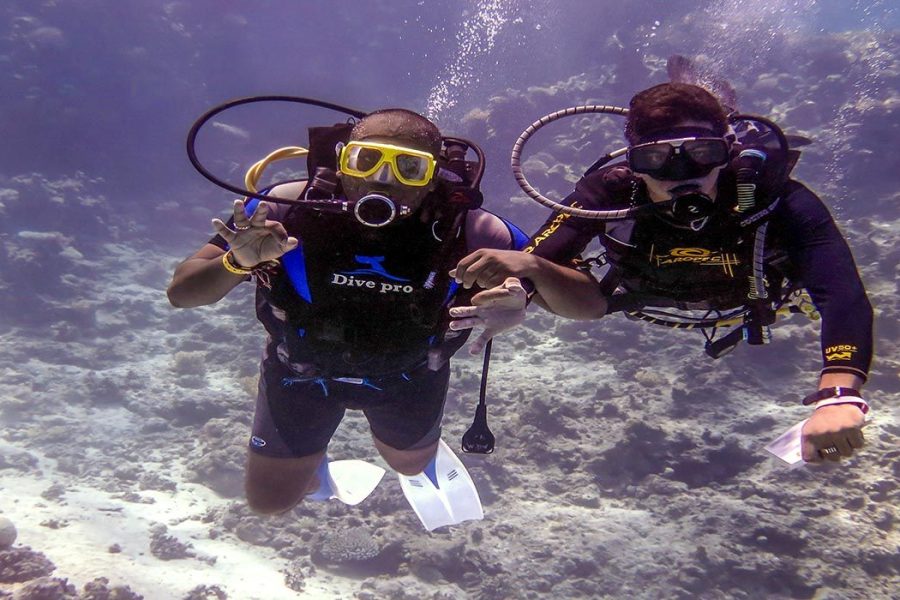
[825,344,857,362]
[331,255,415,294]
[651,246,739,277]
[524,203,580,254]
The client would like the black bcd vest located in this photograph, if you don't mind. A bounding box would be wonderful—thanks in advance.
[581,167,789,312]
[260,204,470,376]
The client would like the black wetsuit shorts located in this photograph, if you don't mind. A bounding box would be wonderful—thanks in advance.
[248,346,450,459]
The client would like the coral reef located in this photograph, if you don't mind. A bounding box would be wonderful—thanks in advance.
[0,518,16,550]
[0,4,896,599]
[314,528,381,564]
[148,526,195,561]
[0,547,55,584]
[182,584,227,600]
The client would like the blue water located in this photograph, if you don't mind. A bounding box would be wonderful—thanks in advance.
[0,1,897,599]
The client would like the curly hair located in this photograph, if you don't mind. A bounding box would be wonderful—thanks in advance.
[351,108,442,156]
[625,83,728,144]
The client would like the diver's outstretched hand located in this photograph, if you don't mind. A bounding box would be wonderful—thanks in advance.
[212,199,298,267]
[451,249,536,290]
[801,404,866,463]
[448,277,527,355]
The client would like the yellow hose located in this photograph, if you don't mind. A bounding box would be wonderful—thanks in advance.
[244,146,309,193]
[714,305,794,328]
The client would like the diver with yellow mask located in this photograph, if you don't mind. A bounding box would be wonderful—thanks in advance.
[169,102,528,530]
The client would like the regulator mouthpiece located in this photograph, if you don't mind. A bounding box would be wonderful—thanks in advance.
[354,193,409,227]
[655,184,715,230]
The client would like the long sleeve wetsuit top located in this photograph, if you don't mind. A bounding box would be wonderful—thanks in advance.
[525,176,874,381]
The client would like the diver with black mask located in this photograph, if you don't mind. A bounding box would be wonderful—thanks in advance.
[168,106,528,530]
[450,81,873,466]
[626,124,731,230]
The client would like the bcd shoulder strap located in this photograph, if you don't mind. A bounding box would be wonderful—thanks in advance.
[306,122,354,177]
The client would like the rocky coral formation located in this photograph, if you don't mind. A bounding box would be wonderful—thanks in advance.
[0,3,897,599]
[0,519,16,550]
[314,528,381,565]
[0,547,55,584]
[182,584,227,600]
[148,525,195,561]
[0,546,142,600]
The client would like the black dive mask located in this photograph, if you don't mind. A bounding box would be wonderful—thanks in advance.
[629,137,730,181]
[653,184,716,230]
[629,126,730,182]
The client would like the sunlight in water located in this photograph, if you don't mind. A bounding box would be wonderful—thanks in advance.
[683,0,818,89]
[658,0,896,202]
[426,0,513,122]
[821,0,896,197]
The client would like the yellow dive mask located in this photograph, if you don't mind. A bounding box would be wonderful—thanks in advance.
[338,141,437,187]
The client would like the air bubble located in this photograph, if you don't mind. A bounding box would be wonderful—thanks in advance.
[425,0,513,121]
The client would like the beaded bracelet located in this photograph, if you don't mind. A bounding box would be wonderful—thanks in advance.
[221,250,253,276]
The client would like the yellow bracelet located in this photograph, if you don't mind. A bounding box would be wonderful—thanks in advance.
[221,250,253,276]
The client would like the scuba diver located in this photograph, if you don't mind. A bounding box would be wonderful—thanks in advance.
[167,106,527,530]
[449,81,873,464]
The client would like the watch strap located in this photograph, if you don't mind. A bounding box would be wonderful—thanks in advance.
[802,386,862,406]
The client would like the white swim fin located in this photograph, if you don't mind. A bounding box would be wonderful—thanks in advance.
[398,439,484,531]
[307,458,385,506]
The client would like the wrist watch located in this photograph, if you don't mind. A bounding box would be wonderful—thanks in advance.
[802,386,862,406]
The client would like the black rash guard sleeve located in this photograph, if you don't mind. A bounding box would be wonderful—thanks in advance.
[523,187,607,263]
[525,174,874,380]
[771,183,873,380]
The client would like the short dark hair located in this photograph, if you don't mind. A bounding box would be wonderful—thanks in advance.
[351,108,442,156]
[625,83,728,144]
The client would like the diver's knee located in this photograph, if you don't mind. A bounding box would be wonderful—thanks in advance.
[244,485,304,515]
[384,447,438,475]
[390,461,427,476]
[243,449,323,515]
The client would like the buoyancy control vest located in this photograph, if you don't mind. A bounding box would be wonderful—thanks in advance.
[510,101,809,358]
[243,116,485,377]
[258,201,471,377]
[579,166,792,314]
